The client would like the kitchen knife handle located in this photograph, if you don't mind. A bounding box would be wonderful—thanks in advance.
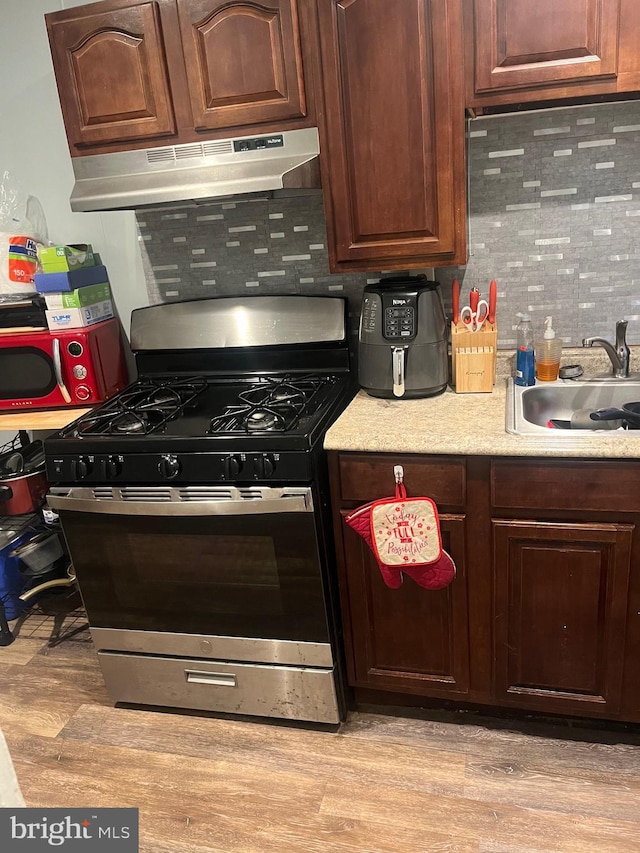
[488,279,497,324]
[452,279,460,324]
[469,288,479,315]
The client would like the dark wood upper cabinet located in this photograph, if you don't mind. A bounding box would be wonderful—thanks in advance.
[492,520,633,716]
[474,0,620,93]
[46,0,315,155]
[314,0,467,272]
[465,0,640,108]
[177,0,307,131]
[46,1,176,148]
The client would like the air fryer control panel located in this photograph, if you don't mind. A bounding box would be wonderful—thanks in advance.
[381,293,417,341]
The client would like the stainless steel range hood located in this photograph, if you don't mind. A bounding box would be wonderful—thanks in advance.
[69,127,321,212]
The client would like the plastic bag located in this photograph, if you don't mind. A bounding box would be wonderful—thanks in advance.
[0,171,49,297]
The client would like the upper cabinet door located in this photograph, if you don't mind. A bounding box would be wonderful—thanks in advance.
[316,0,467,272]
[473,0,621,93]
[177,0,307,131]
[47,2,176,149]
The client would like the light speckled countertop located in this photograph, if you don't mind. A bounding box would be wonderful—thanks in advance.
[325,349,640,459]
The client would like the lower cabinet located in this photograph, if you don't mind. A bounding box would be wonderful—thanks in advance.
[330,451,640,723]
[341,512,469,697]
[492,520,633,717]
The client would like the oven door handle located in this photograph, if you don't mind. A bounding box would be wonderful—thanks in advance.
[46,492,314,516]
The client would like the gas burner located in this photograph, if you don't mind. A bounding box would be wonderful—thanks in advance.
[207,374,330,435]
[149,388,183,408]
[112,413,148,434]
[244,409,285,432]
[240,382,306,408]
[72,376,207,437]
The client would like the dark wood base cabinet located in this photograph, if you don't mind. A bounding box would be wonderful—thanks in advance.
[329,452,640,724]
[341,513,470,698]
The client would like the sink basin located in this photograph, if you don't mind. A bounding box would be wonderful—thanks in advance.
[506,378,640,436]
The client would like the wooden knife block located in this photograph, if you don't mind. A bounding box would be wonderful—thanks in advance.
[451,321,497,393]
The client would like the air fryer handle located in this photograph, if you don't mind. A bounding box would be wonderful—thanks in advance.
[392,347,406,398]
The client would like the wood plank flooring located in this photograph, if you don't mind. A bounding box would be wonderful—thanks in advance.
[2,604,640,852]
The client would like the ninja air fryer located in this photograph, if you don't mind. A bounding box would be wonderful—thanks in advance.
[358,275,449,399]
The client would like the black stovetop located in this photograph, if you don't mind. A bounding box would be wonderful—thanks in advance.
[54,372,350,453]
[45,370,355,487]
[45,294,354,485]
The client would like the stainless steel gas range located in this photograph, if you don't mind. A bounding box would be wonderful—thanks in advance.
[45,296,355,724]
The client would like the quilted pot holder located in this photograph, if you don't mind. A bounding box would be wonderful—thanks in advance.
[344,467,456,591]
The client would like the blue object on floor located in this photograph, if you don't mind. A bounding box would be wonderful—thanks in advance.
[0,531,33,621]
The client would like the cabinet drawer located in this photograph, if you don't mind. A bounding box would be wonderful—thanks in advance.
[492,459,640,513]
[338,453,466,509]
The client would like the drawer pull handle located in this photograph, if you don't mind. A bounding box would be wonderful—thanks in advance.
[185,670,237,687]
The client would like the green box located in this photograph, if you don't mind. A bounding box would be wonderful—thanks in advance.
[43,282,111,310]
[38,244,95,273]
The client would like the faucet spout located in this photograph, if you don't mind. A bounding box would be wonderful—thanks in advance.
[582,320,630,378]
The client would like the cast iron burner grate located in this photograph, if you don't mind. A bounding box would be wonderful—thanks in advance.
[207,375,328,434]
[74,377,208,436]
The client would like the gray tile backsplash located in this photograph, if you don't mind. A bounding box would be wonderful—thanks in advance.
[438,99,640,347]
[137,98,640,349]
[136,192,390,348]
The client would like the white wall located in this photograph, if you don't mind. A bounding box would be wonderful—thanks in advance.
[0,0,149,333]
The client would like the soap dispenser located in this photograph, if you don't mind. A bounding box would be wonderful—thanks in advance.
[515,312,535,387]
[535,316,562,382]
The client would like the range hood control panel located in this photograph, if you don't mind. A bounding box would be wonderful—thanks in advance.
[233,134,284,152]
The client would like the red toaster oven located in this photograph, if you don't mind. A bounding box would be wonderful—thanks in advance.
[0,318,128,411]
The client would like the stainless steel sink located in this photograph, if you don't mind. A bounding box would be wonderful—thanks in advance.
[506,378,640,436]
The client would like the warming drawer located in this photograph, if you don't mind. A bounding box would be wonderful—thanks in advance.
[97,652,340,724]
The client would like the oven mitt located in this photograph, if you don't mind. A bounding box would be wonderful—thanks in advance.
[344,479,456,591]
[344,502,403,588]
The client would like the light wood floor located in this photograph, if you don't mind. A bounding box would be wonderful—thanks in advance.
[2,600,640,853]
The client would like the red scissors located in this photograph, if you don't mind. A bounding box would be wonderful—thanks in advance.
[460,288,489,332]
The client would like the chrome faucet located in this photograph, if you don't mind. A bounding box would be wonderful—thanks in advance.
[582,320,631,378]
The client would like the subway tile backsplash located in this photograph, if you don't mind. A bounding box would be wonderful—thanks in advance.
[138,99,640,349]
[136,192,389,346]
[437,100,640,347]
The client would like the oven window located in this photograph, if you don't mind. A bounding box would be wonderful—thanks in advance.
[60,510,330,643]
[0,348,55,398]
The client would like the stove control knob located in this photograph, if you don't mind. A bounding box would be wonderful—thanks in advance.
[223,455,243,478]
[255,454,276,478]
[158,454,181,479]
[103,455,122,479]
[71,456,92,480]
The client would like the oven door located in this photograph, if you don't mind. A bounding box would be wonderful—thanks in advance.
[48,486,332,663]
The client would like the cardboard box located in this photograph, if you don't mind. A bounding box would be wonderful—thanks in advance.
[46,300,114,330]
[34,264,109,293]
[38,244,95,273]
[44,282,111,310]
